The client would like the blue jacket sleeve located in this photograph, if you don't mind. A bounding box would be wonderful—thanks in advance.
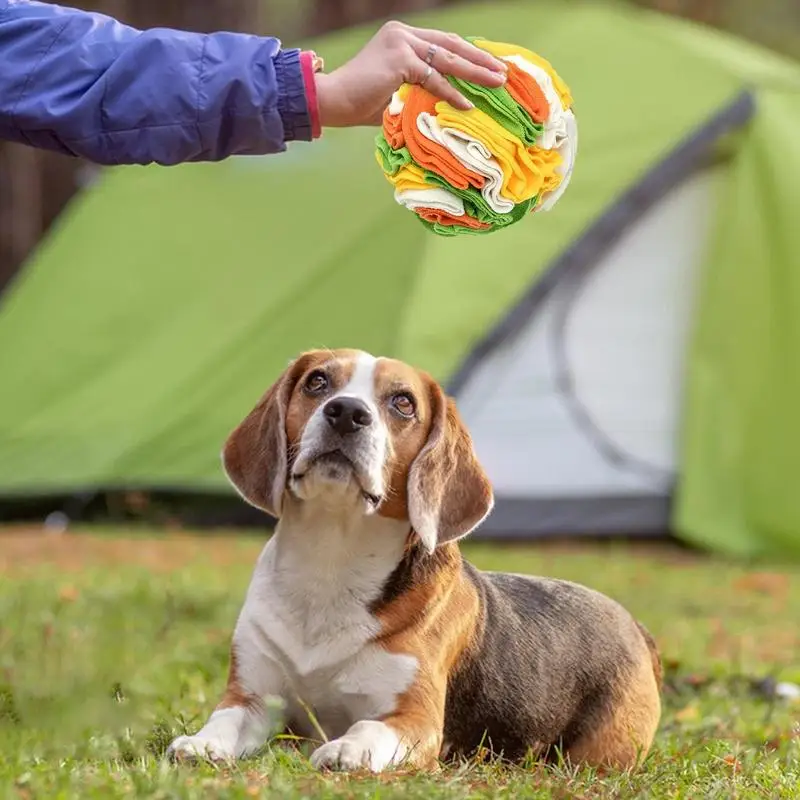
[0,0,312,165]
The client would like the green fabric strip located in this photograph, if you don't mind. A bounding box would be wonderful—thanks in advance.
[424,168,536,227]
[375,133,411,176]
[415,216,492,236]
[445,75,544,147]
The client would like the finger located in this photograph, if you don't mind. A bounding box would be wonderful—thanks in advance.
[411,36,506,89]
[418,68,473,111]
[408,27,507,75]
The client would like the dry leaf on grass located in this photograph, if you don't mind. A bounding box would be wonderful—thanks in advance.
[675,703,700,722]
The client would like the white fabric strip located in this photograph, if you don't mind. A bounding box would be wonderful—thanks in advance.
[537,107,578,211]
[394,187,466,216]
[416,112,514,215]
[502,55,569,150]
[501,54,578,212]
[388,90,406,116]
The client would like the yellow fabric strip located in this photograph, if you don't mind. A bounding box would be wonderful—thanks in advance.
[385,162,433,193]
[434,103,562,204]
[529,146,564,197]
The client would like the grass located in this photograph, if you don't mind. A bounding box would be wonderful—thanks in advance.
[1,526,799,798]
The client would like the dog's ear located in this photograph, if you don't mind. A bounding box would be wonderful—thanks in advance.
[407,381,494,553]
[221,355,311,518]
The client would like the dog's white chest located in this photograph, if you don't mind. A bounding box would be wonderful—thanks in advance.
[235,536,417,738]
[284,641,417,738]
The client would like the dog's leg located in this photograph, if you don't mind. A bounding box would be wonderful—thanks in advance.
[167,634,285,763]
[310,682,443,772]
[565,645,661,769]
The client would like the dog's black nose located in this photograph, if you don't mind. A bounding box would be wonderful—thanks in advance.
[323,397,373,436]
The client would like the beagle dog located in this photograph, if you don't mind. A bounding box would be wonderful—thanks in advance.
[167,348,662,771]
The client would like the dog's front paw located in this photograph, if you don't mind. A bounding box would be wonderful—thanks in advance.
[310,720,405,773]
[167,734,236,763]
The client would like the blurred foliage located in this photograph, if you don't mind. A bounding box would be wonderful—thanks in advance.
[257,0,800,57]
[633,0,799,59]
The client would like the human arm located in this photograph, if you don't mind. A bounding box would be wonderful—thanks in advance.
[0,0,314,165]
[0,1,509,167]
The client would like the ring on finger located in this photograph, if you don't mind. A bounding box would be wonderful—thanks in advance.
[424,44,438,65]
[421,64,434,86]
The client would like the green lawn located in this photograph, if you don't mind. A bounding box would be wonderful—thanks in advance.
[1,526,799,798]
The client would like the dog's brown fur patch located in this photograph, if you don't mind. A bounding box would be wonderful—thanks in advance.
[373,360,437,521]
[406,392,493,548]
[217,648,262,713]
[221,349,361,516]
[372,544,479,768]
[283,351,359,448]
[636,621,664,691]
[564,642,661,768]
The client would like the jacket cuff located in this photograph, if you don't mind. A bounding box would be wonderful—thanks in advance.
[274,48,312,142]
[299,50,323,139]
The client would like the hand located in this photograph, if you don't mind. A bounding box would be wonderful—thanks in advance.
[314,20,508,128]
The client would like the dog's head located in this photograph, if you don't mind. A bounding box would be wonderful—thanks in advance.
[221,349,493,551]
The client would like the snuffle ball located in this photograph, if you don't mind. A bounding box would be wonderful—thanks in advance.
[375,38,577,236]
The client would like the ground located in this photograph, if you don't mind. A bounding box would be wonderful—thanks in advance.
[1,526,799,799]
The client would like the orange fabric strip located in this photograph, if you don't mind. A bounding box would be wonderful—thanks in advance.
[382,104,405,150]
[503,60,550,125]
[415,207,491,230]
[399,88,485,191]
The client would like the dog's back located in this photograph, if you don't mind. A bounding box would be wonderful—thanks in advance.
[443,562,662,766]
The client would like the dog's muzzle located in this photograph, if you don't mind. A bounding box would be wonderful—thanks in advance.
[322,397,373,438]
[291,397,384,508]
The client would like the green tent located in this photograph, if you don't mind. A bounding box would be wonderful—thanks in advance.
[1,0,799,559]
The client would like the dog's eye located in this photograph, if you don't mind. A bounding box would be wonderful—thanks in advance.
[305,371,328,395]
[391,392,416,418]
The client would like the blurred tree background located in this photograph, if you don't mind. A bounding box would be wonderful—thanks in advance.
[1,0,797,296]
